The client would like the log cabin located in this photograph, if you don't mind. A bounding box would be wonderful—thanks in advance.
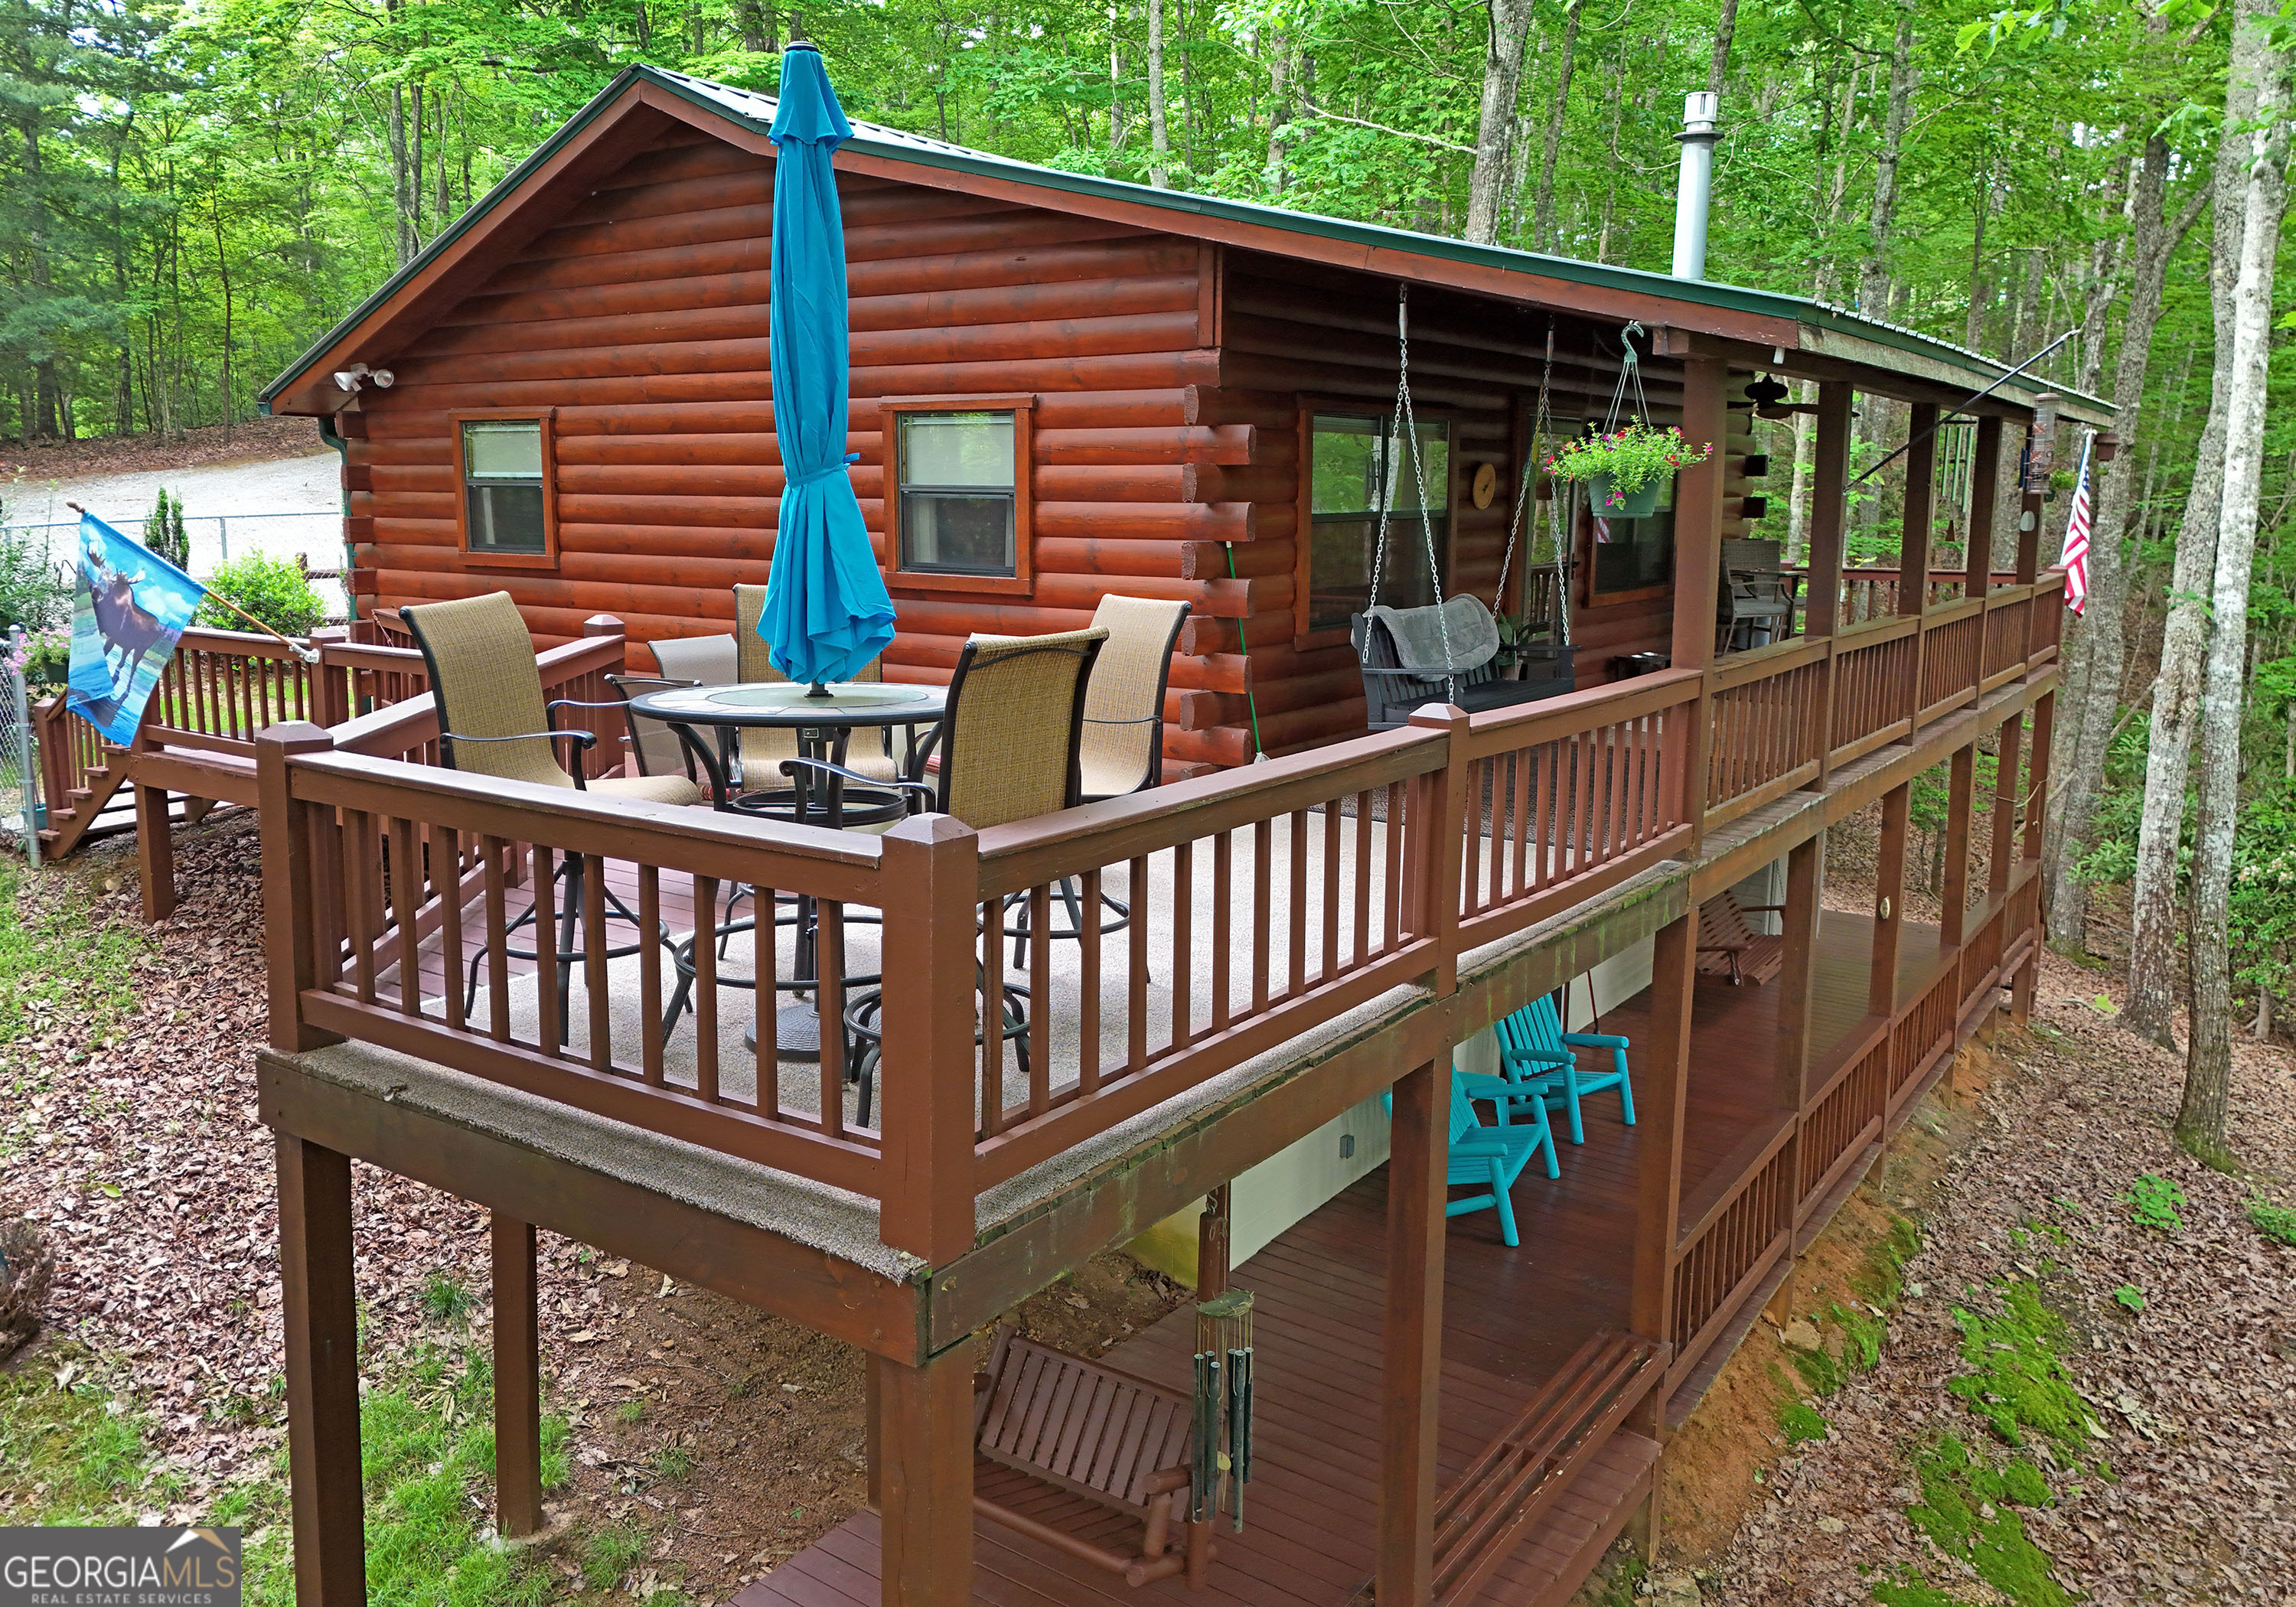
[237,57,2111,1607]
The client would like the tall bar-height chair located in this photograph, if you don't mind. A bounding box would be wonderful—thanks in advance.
[731,585,907,801]
[607,636,735,784]
[1007,594,1190,966]
[792,627,1110,1127]
[402,593,703,1042]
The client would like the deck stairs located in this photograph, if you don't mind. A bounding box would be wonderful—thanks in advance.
[38,744,134,859]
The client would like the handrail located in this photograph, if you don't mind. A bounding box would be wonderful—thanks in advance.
[1706,634,1825,693]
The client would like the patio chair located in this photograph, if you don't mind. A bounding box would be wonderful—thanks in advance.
[606,631,736,784]
[799,627,1110,1126]
[1718,539,1794,653]
[1492,991,1635,1146]
[1694,889,1788,985]
[1006,594,1190,966]
[402,593,702,1038]
[1384,1068,1557,1246]
[732,585,905,797]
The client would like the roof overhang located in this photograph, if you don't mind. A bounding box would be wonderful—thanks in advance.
[263,64,2113,429]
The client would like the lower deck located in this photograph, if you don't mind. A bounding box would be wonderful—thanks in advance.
[732,908,1955,1607]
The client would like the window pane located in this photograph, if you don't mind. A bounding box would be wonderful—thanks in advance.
[1590,473,1674,593]
[464,420,543,481]
[900,491,1015,575]
[468,484,547,553]
[900,412,1014,488]
[1308,413,1448,631]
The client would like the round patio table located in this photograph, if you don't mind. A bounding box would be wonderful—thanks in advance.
[626,680,947,1060]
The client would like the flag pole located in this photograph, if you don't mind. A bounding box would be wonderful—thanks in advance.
[65,503,323,663]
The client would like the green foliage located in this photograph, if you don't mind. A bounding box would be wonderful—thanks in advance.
[420,1272,478,1325]
[2112,1283,2144,1314]
[0,528,68,637]
[1827,1302,1887,1371]
[2123,1173,2187,1234]
[1852,1213,1926,1309]
[1778,1400,1830,1443]
[1545,421,1712,500]
[1898,1436,2069,1607]
[1947,1279,2099,1454]
[194,553,322,638]
[583,1520,652,1590]
[2248,1200,2296,1247]
[0,859,145,1071]
[142,489,188,570]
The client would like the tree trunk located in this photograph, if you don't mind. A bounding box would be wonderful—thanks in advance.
[1596,57,1623,262]
[2048,126,2176,960]
[2180,29,2291,1159]
[387,81,416,266]
[1786,384,1816,565]
[1706,0,1741,94]
[1263,33,1293,194]
[2128,8,2261,1044]
[1528,2,1580,252]
[1465,0,1536,244]
[1146,0,1169,187]
[1965,169,1992,351]
[1857,2,1918,315]
[739,0,766,51]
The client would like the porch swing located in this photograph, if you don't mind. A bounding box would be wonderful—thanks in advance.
[1352,288,1578,732]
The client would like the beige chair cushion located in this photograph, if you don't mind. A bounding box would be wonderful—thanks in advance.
[1078,594,1189,800]
[651,634,739,685]
[944,627,1107,830]
[730,585,898,784]
[406,592,700,804]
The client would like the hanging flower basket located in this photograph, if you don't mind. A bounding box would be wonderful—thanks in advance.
[1546,419,1711,520]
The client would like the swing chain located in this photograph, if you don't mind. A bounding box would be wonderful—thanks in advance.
[1498,317,1570,650]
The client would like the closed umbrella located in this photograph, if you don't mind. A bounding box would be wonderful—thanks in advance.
[757,42,895,692]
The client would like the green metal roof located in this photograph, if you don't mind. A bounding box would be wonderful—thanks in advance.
[261,63,2111,419]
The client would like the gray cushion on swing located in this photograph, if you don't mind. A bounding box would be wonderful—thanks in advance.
[1366,595,1502,675]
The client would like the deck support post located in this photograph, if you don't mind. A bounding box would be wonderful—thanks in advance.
[258,722,345,1054]
[1941,744,1975,947]
[1807,383,1853,784]
[876,1342,975,1607]
[1776,834,1824,1113]
[2016,403,2057,660]
[1967,416,2003,603]
[491,1214,543,1538]
[135,781,176,922]
[1630,914,1695,1422]
[1899,403,1939,719]
[279,1133,365,1607]
[1990,712,2025,899]
[876,814,982,1264]
[2023,692,2054,871]
[1870,782,1912,1019]
[1672,356,1728,844]
[1378,1057,1448,1607]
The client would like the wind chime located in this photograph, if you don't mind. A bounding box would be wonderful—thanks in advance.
[1190,1286,1255,1531]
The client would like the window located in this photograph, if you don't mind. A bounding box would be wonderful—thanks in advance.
[883,396,1034,593]
[452,411,556,567]
[1303,411,1450,635]
[1587,471,1674,598]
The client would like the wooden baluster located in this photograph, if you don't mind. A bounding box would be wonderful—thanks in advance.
[819,900,846,1136]
[1213,833,1234,1028]
[1027,886,1052,1109]
[1169,848,1191,1051]
[693,875,719,1100]
[640,867,664,1085]
[1080,869,1102,1092]
[533,846,561,1056]
[1352,797,1373,966]
[344,810,376,1006]
[980,899,1003,1133]
[482,836,510,1038]
[390,817,421,1015]
[1251,819,1272,1009]
[1127,859,1149,1071]
[1383,781,1404,951]
[757,885,779,1110]
[1321,802,1341,983]
[584,854,609,1072]
[1509,748,1531,895]
[1287,809,1308,999]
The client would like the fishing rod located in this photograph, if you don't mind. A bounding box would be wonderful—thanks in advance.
[1851,327,2079,486]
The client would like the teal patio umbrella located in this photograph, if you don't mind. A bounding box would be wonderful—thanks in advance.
[757,43,896,691]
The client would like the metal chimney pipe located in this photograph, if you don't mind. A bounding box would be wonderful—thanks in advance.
[1671,92,1721,280]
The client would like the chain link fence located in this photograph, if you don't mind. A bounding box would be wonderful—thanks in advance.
[0,510,349,624]
[0,628,40,868]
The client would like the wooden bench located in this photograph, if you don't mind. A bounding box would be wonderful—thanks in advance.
[1695,891,1788,986]
[1349,1330,1663,1605]
[974,1325,1215,1589]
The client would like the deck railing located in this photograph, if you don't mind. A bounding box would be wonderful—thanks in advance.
[1704,639,1825,824]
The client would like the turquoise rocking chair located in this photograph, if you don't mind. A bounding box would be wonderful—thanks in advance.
[1384,1068,1557,1248]
[1493,991,1636,1145]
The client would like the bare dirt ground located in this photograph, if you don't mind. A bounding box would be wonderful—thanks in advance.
[3,416,325,487]
[0,812,1188,1604]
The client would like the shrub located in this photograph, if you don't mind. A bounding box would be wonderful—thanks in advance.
[2123,1173,2186,1235]
[142,488,189,569]
[2249,1201,2296,1247]
[195,553,323,638]
[0,527,67,636]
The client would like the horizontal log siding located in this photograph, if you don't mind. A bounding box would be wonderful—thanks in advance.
[344,128,1253,769]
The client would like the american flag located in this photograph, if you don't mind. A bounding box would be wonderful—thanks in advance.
[2060,432,2093,615]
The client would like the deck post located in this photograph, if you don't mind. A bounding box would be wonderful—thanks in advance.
[1630,914,1695,1414]
[491,1214,543,1538]
[1966,416,2002,604]
[259,722,346,1054]
[1776,833,1824,1113]
[135,781,176,922]
[1941,744,1975,947]
[1899,403,1939,720]
[876,813,981,1265]
[2023,692,2054,870]
[1404,704,1469,996]
[1991,711,2025,899]
[1807,383,1853,784]
[876,1341,975,1607]
[2016,403,2057,660]
[1378,1057,1448,1607]
[1673,356,1728,842]
[279,1133,364,1607]
[1870,782,1911,1019]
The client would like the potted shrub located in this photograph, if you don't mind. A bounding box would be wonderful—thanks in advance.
[1547,419,1712,519]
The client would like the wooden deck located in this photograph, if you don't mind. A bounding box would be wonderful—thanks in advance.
[728,910,1940,1607]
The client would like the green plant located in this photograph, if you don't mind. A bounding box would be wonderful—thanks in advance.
[1778,1400,1829,1443]
[19,625,67,689]
[142,488,188,570]
[1896,1436,2070,1606]
[194,553,323,638]
[0,528,67,637]
[2248,1200,2296,1247]
[2123,1173,2187,1234]
[420,1273,477,1325]
[654,1441,693,1481]
[2112,1284,2144,1314]
[1948,1280,2099,1453]
[1543,419,1713,504]
[583,1520,651,1589]
[618,1397,649,1426]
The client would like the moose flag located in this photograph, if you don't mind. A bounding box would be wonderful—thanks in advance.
[67,510,205,746]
